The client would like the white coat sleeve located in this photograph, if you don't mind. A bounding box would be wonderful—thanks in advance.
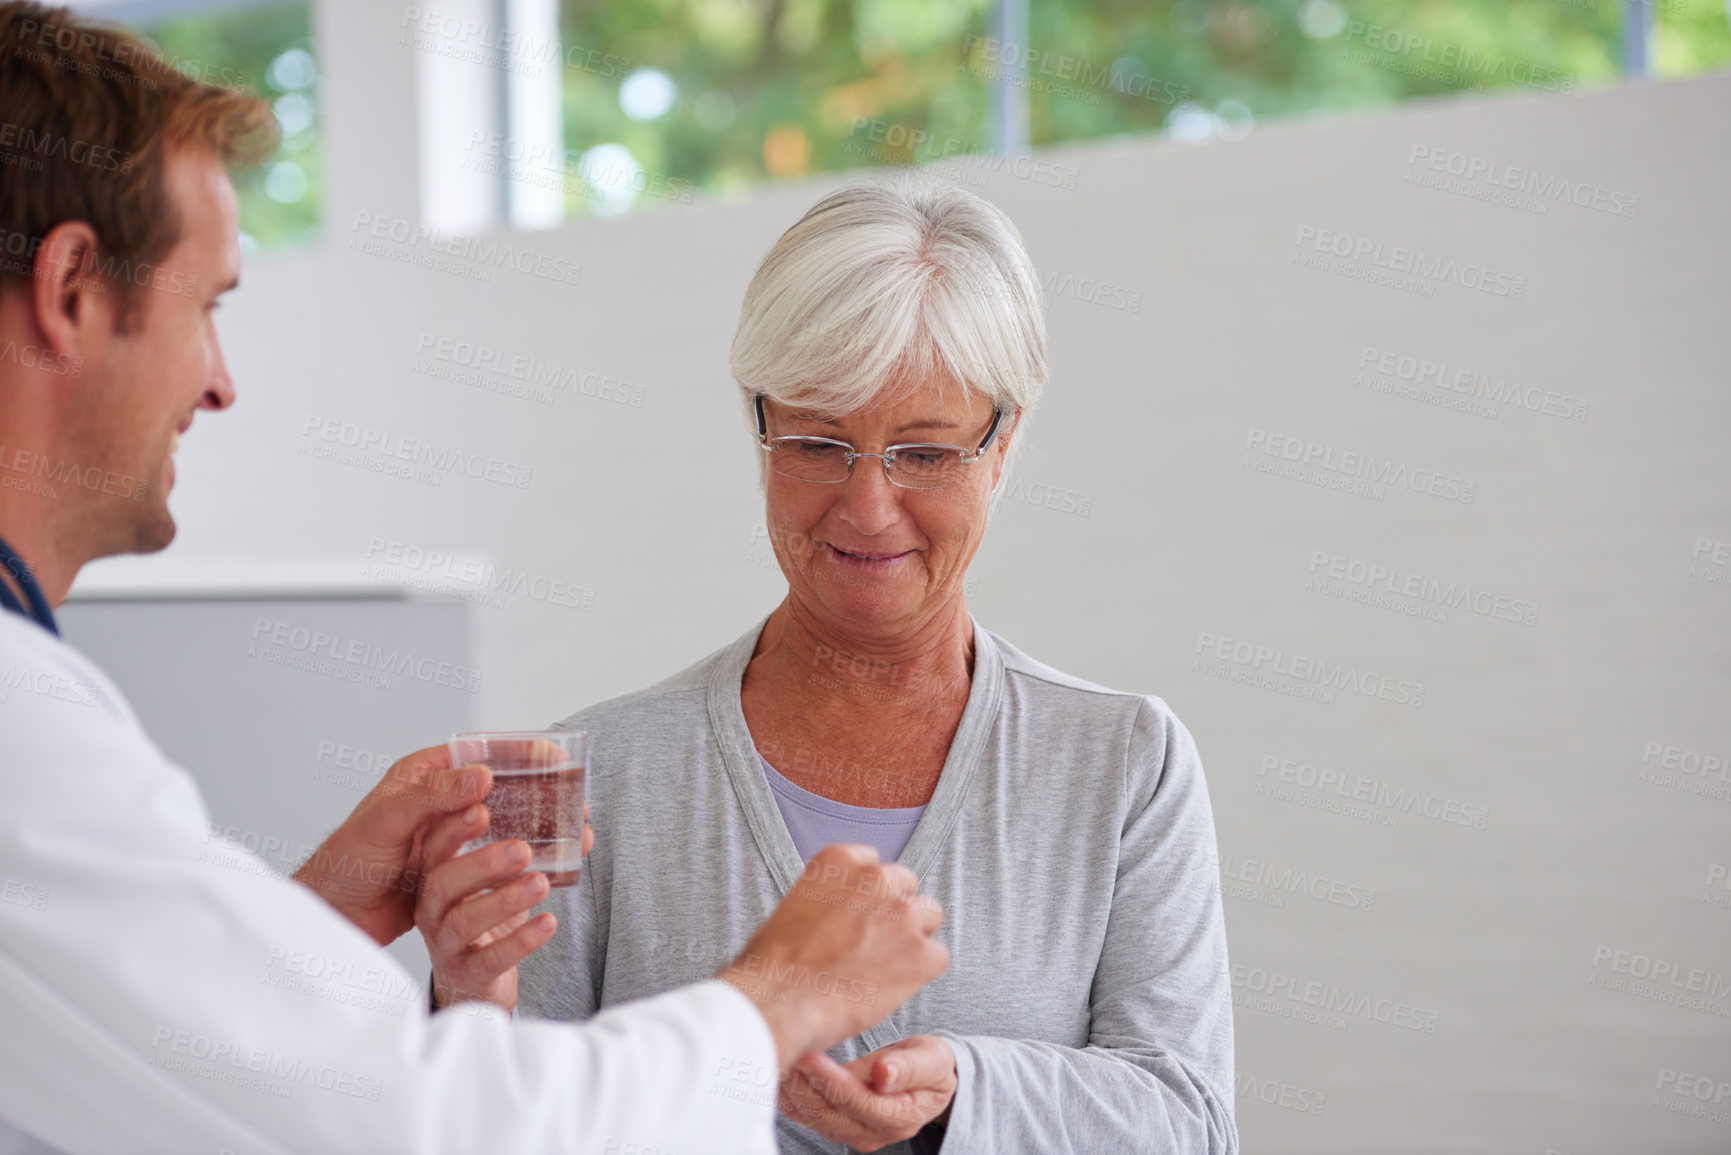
[0,619,778,1155]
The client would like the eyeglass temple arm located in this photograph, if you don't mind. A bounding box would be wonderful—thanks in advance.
[975,407,1008,456]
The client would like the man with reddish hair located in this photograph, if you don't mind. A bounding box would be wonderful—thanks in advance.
[0,5,949,1152]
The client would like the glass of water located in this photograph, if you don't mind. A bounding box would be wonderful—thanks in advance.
[447,729,588,886]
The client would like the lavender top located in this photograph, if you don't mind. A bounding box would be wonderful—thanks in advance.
[757,753,927,864]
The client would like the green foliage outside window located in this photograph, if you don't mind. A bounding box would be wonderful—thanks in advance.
[142,2,319,251]
[123,1,1731,241]
[558,0,1730,217]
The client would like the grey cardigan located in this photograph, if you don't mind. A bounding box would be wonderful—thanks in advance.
[518,617,1238,1155]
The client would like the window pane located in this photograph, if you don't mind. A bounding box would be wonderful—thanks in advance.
[555,0,1730,215]
[557,0,995,218]
[1023,0,1730,148]
[143,1,320,251]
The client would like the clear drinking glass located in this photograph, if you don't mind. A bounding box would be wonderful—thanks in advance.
[447,729,588,887]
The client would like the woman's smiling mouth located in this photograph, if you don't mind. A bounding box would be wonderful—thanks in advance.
[823,543,913,571]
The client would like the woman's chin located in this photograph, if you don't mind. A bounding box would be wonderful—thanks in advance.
[810,574,920,626]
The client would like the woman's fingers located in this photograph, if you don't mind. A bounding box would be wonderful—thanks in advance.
[868,1035,954,1094]
[795,1050,872,1102]
[439,870,549,951]
[438,911,556,999]
[462,911,558,979]
[781,1054,878,1147]
[424,802,589,884]
[419,803,490,874]
[779,1066,821,1121]
[432,907,529,1003]
[416,801,582,1011]
[418,838,531,933]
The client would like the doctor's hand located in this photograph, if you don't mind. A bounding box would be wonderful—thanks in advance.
[415,803,593,1012]
[780,1035,957,1152]
[715,845,949,1076]
[292,745,491,947]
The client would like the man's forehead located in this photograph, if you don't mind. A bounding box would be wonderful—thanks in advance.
[162,143,236,211]
[160,143,241,275]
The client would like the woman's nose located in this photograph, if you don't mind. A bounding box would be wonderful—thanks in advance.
[834,456,903,535]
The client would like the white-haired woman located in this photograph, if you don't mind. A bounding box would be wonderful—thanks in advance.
[465,179,1237,1154]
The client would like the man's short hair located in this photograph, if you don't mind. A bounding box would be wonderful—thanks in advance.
[0,1,278,312]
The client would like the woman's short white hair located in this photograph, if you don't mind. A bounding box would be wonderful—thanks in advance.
[731,176,1047,438]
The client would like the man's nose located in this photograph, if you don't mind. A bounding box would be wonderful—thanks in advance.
[202,354,236,411]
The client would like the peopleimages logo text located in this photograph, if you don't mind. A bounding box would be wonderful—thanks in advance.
[1245,428,1476,504]
[300,414,533,490]
[249,618,482,693]
[960,35,1188,105]
[1344,22,1575,93]
[1230,963,1441,1033]
[1407,145,1638,219]
[348,211,581,287]
[1257,754,1490,830]
[1195,631,1426,708]
[1357,346,1588,422]
[1307,550,1539,627]
[1294,225,1527,299]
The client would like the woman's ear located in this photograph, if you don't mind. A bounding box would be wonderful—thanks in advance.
[986,407,1022,490]
[994,407,1023,461]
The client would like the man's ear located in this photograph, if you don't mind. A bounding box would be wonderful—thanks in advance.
[32,220,108,358]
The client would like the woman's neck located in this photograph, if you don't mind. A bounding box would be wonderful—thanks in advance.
[753,594,975,708]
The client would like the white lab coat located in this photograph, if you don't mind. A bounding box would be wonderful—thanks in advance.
[0,611,778,1154]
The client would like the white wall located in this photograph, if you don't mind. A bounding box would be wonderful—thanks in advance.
[81,68,1731,1153]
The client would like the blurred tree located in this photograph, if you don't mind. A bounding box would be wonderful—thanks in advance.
[559,0,996,215]
[126,0,1731,240]
[557,0,1729,216]
[143,2,320,251]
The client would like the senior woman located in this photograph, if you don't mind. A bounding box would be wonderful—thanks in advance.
[436,178,1236,1153]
